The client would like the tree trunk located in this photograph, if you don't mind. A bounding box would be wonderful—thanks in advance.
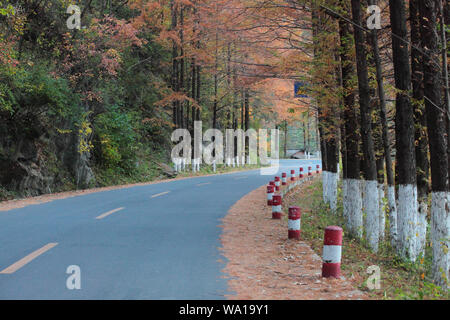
[367,9,398,247]
[420,0,449,289]
[179,5,185,129]
[351,0,379,251]
[171,0,178,127]
[303,118,307,151]
[212,31,218,130]
[440,0,450,181]
[368,0,388,243]
[196,65,201,121]
[389,0,419,261]
[191,62,196,133]
[411,0,430,258]
[244,89,250,164]
[284,120,288,159]
[240,89,244,130]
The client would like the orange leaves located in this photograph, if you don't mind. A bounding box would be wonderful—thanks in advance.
[155,91,199,108]
[91,16,144,49]
[255,78,310,123]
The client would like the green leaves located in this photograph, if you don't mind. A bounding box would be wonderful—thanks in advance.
[0,3,16,16]
[94,105,140,170]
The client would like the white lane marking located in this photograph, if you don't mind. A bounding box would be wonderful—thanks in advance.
[0,243,58,274]
[95,207,124,220]
[151,191,170,198]
[196,182,211,186]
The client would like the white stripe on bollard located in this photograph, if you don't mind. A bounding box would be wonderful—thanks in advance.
[272,205,281,212]
[322,245,342,263]
[288,219,301,230]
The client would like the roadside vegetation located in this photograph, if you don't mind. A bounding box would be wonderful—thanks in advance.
[283,177,449,300]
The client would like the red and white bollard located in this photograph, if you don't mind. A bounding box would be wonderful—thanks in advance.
[316,164,320,174]
[321,226,343,278]
[274,176,281,191]
[267,185,274,206]
[281,173,287,186]
[299,167,304,179]
[272,195,282,219]
[288,206,301,240]
[308,166,312,176]
[290,169,296,182]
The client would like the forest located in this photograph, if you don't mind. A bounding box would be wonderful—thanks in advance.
[0,0,449,291]
[0,0,317,197]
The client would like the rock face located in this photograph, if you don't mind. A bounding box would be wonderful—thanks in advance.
[158,163,177,178]
[0,128,95,198]
[1,138,53,197]
[72,135,95,189]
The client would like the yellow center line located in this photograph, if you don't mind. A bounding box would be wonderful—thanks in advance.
[151,191,170,198]
[196,182,211,186]
[0,243,58,274]
[95,207,124,220]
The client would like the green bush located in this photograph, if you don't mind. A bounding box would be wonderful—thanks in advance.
[93,105,140,171]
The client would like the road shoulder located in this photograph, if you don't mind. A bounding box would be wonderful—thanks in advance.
[220,177,368,300]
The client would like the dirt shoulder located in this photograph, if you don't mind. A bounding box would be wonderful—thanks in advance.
[220,177,368,300]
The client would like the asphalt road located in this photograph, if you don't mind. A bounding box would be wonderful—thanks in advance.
[0,159,320,299]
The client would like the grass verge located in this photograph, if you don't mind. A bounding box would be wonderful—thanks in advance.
[282,177,449,300]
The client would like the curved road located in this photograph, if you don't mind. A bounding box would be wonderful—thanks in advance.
[0,159,320,299]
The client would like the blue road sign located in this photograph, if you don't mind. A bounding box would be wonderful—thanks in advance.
[294,81,308,98]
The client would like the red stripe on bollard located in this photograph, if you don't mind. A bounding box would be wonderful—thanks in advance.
[288,206,301,240]
[269,181,275,193]
[290,170,296,181]
[272,195,282,219]
[316,164,320,174]
[299,167,304,179]
[281,172,287,185]
[321,226,343,278]
[267,185,274,206]
[274,176,280,191]
[308,166,312,176]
